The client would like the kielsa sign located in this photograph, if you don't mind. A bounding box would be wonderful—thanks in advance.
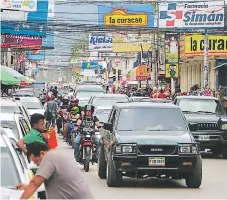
[98,4,155,27]
[1,34,41,49]
[184,34,227,56]
[159,1,225,29]
[89,33,112,52]
[1,0,38,12]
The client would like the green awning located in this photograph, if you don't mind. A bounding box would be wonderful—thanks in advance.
[0,69,20,85]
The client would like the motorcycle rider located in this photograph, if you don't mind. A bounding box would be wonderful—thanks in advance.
[63,98,84,140]
[74,105,101,162]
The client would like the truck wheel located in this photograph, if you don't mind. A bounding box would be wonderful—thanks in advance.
[106,156,122,187]
[221,148,227,159]
[185,156,202,188]
[98,145,107,179]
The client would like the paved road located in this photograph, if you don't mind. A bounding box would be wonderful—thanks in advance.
[57,135,227,199]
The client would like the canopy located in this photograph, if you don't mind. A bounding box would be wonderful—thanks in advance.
[0,65,27,81]
[0,69,20,85]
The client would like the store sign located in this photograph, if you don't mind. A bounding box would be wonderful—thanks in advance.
[28,50,45,60]
[1,34,42,49]
[1,0,37,11]
[1,0,48,36]
[112,33,152,53]
[89,33,112,52]
[159,1,225,29]
[81,62,103,70]
[42,33,54,48]
[184,34,227,56]
[98,4,155,27]
[165,33,179,78]
[136,65,149,81]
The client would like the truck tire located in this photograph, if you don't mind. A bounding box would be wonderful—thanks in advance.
[106,156,122,187]
[221,148,227,159]
[185,156,202,188]
[98,145,107,179]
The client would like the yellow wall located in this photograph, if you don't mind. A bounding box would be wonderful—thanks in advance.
[180,61,216,92]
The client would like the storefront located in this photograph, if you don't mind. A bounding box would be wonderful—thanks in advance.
[215,59,227,95]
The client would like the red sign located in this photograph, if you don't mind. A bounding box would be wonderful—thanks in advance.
[1,34,42,49]
[136,75,148,81]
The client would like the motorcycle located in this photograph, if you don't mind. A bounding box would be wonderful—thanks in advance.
[78,127,97,172]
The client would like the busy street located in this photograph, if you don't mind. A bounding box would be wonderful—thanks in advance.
[1,0,227,199]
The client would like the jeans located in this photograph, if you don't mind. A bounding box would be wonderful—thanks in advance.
[74,133,99,160]
[47,118,55,128]
[68,123,74,136]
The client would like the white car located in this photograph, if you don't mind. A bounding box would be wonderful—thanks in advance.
[1,97,30,123]
[0,129,38,199]
[0,113,31,140]
[19,97,45,116]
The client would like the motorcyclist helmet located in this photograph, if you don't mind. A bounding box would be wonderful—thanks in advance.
[71,98,79,105]
[71,106,80,115]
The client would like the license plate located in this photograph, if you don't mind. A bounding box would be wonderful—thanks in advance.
[148,157,165,167]
[198,135,210,140]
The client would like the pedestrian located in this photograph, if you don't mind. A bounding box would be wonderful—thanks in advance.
[16,142,93,199]
[158,89,166,99]
[16,114,49,155]
[45,95,57,128]
[52,86,58,98]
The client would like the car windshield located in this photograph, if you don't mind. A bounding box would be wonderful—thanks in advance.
[76,91,104,98]
[21,101,42,109]
[92,97,128,107]
[1,121,20,140]
[95,109,111,122]
[1,106,20,114]
[0,147,21,188]
[178,99,225,114]
[117,108,187,131]
[13,91,34,97]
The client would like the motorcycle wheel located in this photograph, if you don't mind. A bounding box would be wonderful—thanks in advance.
[84,147,91,172]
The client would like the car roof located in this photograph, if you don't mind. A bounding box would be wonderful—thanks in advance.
[1,98,18,106]
[0,113,22,121]
[19,97,40,102]
[115,102,179,109]
[77,85,103,89]
[92,94,127,98]
[176,96,218,100]
[95,106,112,110]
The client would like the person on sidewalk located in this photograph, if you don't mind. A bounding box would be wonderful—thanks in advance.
[16,142,93,199]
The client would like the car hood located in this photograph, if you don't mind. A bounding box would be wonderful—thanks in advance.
[27,109,45,116]
[116,131,193,145]
[184,113,222,123]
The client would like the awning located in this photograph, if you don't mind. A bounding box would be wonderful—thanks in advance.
[0,69,20,86]
[1,65,27,81]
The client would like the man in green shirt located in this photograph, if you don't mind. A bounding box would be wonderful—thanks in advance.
[17,113,49,155]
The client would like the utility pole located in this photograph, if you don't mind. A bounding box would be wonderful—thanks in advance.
[204,32,209,88]
[152,33,157,88]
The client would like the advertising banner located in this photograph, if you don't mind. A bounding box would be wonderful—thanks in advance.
[42,33,54,48]
[82,62,103,70]
[1,34,42,49]
[165,33,179,78]
[136,65,149,81]
[184,34,227,56]
[98,4,155,27]
[89,33,112,52]
[1,0,48,36]
[1,0,37,11]
[159,1,225,29]
[28,50,45,60]
[112,33,152,53]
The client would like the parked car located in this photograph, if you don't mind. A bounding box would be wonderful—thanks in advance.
[99,102,202,188]
[174,96,227,158]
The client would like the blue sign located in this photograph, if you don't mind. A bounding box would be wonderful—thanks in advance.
[28,50,45,60]
[1,0,48,36]
[42,32,54,48]
[98,4,155,28]
[82,62,103,70]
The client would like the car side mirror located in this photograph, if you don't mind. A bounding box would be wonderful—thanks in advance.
[103,122,113,132]
[188,123,198,131]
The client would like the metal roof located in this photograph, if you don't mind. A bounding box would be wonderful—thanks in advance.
[115,102,178,109]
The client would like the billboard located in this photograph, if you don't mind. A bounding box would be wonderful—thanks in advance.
[89,33,112,52]
[1,34,42,49]
[184,34,227,56]
[165,33,179,78]
[42,33,54,48]
[98,4,155,27]
[159,1,225,29]
[112,33,152,53]
[1,0,37,11]
[1,0,48,36]
[28,50,45,60]
[82,62,103,70]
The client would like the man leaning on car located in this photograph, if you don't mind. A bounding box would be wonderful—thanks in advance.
[17,113,49,155]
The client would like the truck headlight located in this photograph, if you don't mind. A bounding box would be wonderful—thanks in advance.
[221,124,227,130]
[122,146,133,153]
[115,146,121,153]
[180,146,191,153]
